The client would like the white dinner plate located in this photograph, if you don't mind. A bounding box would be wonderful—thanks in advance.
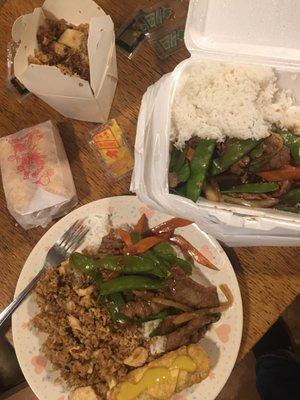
[12,196,243,400]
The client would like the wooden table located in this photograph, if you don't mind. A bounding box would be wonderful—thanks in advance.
[0,0,299,365]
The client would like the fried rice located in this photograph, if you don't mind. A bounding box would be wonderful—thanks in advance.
[32,261,148,398]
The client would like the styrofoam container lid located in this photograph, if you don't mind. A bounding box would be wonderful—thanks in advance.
[185,0,300,70]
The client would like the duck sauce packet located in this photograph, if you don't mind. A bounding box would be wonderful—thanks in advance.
[87,119,134,181]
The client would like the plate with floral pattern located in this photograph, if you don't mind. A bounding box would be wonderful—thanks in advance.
[12,196,243,400]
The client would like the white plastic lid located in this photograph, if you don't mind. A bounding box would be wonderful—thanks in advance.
[185,0,300,70]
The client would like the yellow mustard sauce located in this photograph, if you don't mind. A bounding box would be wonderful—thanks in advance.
[117,355,197,400]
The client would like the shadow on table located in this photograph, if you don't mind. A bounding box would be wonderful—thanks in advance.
[57,121,91,204]
[222,245,250,359]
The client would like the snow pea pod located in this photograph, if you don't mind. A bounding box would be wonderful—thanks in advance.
[177,160,190,183]
[186,140,216,202]
[169,147,186,172]
[275,204,300,214]
[99,275,166,296]
[107,293,129,325]
[141,251,170,278]
[222,182,279,194]
[153,242,176,258]
[70,253,164,278]
[281,188,300,205]
[153,243,193,274]
[212,139,261,176]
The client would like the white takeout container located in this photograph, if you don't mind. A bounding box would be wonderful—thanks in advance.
[12,0,118,122]
[131,0,300,246]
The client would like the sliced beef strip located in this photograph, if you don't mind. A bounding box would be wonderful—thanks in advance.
[165,315,214,352]
[260,146,291,171]
[121,299,166,320]
[230,156,250,175]
[159,315,180,335]
[261,133,283,157]
[159,266,219,309]
[272,180,292,198]
[96,230,124,257]
[187,137,202,149]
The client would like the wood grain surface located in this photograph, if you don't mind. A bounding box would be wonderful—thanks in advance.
[0,0,299,365]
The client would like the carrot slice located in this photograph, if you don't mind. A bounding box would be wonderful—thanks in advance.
[115,229,133,248]
[134,213,149,233]
[149,218,193,236]
[256,166,300,181]
[128,234,170,254]
[186,147,195,161]
[169,235,219,271]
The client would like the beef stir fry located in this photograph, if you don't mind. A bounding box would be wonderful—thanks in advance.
[70,215,232,350]
[169,126,300,214]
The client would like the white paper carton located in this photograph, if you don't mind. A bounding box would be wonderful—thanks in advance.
[131,0,300,246]
[12,0,118,122]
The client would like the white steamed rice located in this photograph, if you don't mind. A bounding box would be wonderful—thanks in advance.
[171,61,294,148]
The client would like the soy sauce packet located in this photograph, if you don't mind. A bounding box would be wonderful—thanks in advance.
[6,41,30,102]
[116,1,186,58]
[148,19,186,59]
[116,10,147,58]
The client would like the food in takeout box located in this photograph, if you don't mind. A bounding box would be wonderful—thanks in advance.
[0,120,77,229]
[131,0,300,246]
[169,62,300,213]
[87,119,134,181]
[29,18,90,81]
[12,0,118,122]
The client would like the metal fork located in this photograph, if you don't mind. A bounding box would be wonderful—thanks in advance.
[0,219,89,329]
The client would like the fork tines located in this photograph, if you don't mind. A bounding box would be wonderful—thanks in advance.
[57,219,89,252]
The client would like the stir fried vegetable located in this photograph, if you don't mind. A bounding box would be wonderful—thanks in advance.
[211,139,261,176]
[281,188,300,205]
[107,293,129,325]
[71,253,167,278]
[186,140,216,202]
[99,275,166,296]
[148,217,192,235]
[169,235,218,270]
[222,182,279,194]
[169,147,186,172]
[134,213,148,234]
[128,234,171,254]
[257,166,300,181]
[273,126,300,166]
[169,126,300,213]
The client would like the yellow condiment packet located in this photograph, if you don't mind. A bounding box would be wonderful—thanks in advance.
[87,119,134,181]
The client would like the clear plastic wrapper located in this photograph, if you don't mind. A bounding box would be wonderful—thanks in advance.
[0,121,78,229]
[86,119,134,181]
[148,19,186,59]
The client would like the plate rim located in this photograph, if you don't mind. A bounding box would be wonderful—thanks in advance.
[12,195,243,400]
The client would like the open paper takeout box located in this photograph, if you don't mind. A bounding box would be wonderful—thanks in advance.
[12,0,118,122]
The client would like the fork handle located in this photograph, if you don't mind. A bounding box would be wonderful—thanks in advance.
[0,268,45,329]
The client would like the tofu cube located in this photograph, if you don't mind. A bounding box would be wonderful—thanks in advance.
[58,28,85,50]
